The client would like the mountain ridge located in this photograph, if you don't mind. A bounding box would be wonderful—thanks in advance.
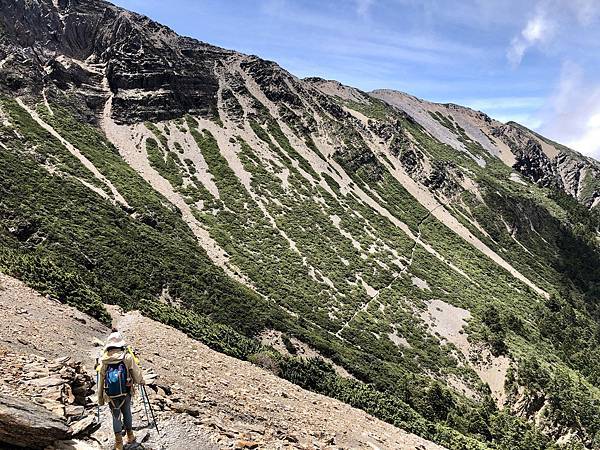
[3,0,599,209]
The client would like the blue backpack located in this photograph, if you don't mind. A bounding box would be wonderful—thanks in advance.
[105,361,130,398]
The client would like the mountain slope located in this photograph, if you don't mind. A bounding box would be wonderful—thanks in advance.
[1,0,600,449]
[0,273,443,449]
[371,88,600,209]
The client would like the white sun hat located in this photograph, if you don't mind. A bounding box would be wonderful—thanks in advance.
[104,331,127,350]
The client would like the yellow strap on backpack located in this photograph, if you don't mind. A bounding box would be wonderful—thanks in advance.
[127,346,140,365]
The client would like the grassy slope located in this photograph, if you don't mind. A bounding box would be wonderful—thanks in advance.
[0,96,499,449]
[3,87,600,448]
[346,96,600,446]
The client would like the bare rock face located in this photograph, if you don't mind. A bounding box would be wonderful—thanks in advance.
[0,0,228,124]
[513,139,562,189]
[492,122,600,207]
[0,394,69,449]
[241,58,304,107]
[491,124,562,189]
[554,151,600,208]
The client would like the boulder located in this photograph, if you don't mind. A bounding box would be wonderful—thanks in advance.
[0,394,69,449]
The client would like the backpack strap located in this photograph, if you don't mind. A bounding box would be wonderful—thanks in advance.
[109,395,127,411]
[126,346,140,365]
[95,351,107,373]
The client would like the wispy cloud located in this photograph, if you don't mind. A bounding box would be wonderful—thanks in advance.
[319,38,466,66]
[252,0,485,82]
[260,0,286,15]
[507,0,600,66]
[537,61,600,158]
[459,96,545,111]
[259,1,482,59]
[501,0,600,159]
[569,0,600,25]
[453,96,545,129]
[507,9,553,66]
[355,0,374,17]
[567,114,600,158]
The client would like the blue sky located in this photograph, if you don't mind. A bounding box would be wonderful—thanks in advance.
[112,0,600,159]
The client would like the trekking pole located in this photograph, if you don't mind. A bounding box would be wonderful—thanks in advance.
[141,385,160,434]
[139,385,150,427]
[126,346,159,434]
[95,358,101,423]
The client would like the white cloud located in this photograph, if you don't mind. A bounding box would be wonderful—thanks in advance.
[522,14,548,41]
[537,61,600,159]
[503,1,600,159]
[507,0,600,66]
[564,117,600,157]
[507,11,553,66]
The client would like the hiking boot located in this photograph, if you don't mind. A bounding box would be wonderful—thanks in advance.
[126,429,136,444]
[114,433,124,450]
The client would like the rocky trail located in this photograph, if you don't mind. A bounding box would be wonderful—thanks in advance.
[0,273,444,449]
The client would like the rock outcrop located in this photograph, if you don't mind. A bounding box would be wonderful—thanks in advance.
[0,0,227,124]
[0,347,97,448]
[0,394,69,449]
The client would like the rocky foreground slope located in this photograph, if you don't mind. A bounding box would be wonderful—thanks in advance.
[1,0,600,448]
[0,273,443,449]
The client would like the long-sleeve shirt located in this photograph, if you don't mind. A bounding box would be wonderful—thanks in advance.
[98,347,144,406]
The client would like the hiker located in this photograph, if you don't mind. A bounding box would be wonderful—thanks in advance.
[98,328,144,450]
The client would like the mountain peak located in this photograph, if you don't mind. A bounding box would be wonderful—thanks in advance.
[0,0,234,123]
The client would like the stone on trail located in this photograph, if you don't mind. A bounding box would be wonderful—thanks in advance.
[68,414,96,436]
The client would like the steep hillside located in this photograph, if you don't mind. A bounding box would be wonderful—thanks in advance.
[1,0,600,448]
[0,273,443,449]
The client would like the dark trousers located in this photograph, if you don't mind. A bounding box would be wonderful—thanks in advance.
[110,394,132,433]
